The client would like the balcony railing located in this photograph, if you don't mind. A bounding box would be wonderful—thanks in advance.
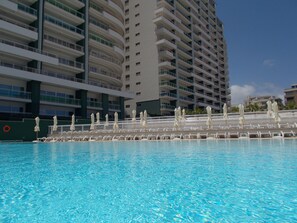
[109,104,120,110]
[161,103,175,110]
[89,66,121,80]
[159,70,176,77]
[87,101,102,108]
[17,3,37,16]
[0,15,37,31]
[160,81,177,88]
[44,15,84,35]
[90,50,121,65]
[46,0,84,18]
[0,88,31,100]
[44,34,84,52]
[40,95,81,105]
[89,33,113,47]
[0,61,122,92]
[160,92,177,98]
[89,18,109,31]
[58,58,84,69]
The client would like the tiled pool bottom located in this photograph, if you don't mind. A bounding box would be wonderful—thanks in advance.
[1,140,297,222]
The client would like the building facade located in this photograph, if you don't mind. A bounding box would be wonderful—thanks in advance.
[244,96,283,110]
[0,0,132,120]
[123,0,230,117]
[284,84,297,105]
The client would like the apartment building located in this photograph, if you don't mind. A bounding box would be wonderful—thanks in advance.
[123,0,230,116]
[244,96,283,110]
[0,0,132,120]
[284,84,297,105]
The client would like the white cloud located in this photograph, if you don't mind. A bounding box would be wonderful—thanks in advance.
[231,83,284,105]
[231,85,256,105]
[262,59,275,67]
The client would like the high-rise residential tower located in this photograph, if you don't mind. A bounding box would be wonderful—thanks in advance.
[0,0,132,120]
[123,0,230,116]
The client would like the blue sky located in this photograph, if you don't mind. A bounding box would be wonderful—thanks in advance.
[216,0,297,104]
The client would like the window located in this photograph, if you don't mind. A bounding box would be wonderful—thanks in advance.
[136,72,141,76]
[125,46,130,52]
[135,23,140,27]
[125,27,129,34]
[136,82,141,85]
[125,65,130,71]
[125,37,130,43]
[125,18,129,24]
[135,13,139,17]
[136,92,141,95]
[135,42,140,46]
[125,9,129,15]
[125,55,130,61]
[136,52,140,56]
[135,3,139,8]
[125,75,130,80]
[135,32,140,37]
[136,62,140,66]
[125,105,130,108]
[125,84,130,90]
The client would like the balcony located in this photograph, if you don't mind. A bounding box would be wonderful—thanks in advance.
[159,70,176,80]
[179,86,194,95]
[89,66,122,85]
[0,39,58,65]
[0,15,37,40]
[160,81,177,90]
[160,92,177,100]
[87,101,103,109]
[179,95,194,103]
[159,61,175,70]
[58,57,84,71]
[89,50,122,72]
[15,3,37,23]
[45,0,84,25]
[0,88,31,102]
[160,103,175,111]
[40,95,81,107]
[109,103,120,111]
[44,14,84,40]
[156,39,176,50]
[43,34,84,56]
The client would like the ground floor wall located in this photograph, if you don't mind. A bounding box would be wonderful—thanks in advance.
[0,118,88,142]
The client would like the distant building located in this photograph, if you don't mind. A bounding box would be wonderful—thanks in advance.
[284,84,297,105]
[244,96,282,110]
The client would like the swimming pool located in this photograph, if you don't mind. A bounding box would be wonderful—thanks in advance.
[1,140,297,222]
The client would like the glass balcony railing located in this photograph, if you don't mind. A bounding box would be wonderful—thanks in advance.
[179,86,194,93]
[17,3,37,16]
[109,104,120,110]
[58,58,84,69]
[160,81,177,88]
[89,33,113,47]
[0,88,31,100]
[44,35,84,52]
[89,3,103,13]
[89,66,121,80]
[46,0,84,19]
[160,92,177,98]
[159,70,176,77]
[40,95,81,105]
[87,101,102,108]
[90,50,121,65]
[0,15,37,31]
[89,18,109,31]
[44,15,84,35]
[161,103,175,110]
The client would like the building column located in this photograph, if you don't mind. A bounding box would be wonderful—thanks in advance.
[26,81,41,116]
[76,90,87,118]
[119,97,125,120]
[102,94,109,116]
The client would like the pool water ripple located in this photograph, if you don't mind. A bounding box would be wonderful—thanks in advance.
[0,140,297,222]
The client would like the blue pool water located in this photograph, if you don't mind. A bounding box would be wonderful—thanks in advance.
[1,140,297,222]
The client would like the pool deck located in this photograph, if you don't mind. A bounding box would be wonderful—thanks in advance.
[41,111,297,142]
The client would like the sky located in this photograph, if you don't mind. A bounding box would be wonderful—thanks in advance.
[216,0,297,104]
